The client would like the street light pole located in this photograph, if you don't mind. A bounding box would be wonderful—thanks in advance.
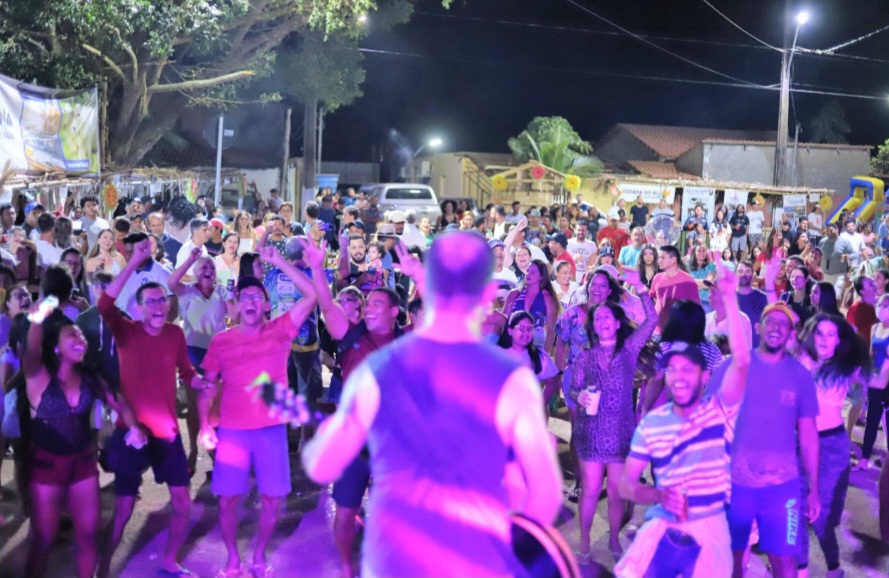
[775,4,808,186]
[411,137,443,182]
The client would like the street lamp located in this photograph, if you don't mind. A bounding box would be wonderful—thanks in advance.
[411,138,443,182]
[775,8,809,186]
[413,137,443,157]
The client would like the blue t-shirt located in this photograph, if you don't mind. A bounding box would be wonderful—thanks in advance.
[707,351,819,487]
[264,265,319,348]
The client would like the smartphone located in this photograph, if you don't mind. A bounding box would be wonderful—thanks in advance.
[73,221,83,233]
[367,266,377,274]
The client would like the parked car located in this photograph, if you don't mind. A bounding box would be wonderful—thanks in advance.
[366,183,442,223]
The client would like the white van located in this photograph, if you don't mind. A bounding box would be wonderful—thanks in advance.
[366,183,441,223]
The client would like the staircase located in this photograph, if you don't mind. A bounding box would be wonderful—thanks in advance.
[462,159,495,208]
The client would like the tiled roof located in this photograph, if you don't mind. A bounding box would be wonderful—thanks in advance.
[603,124,777,160]
[141,133,277,169]
[457,152,522,171]
[627,160,700,180]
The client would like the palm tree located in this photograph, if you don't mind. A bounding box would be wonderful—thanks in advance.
[508,116,603,177]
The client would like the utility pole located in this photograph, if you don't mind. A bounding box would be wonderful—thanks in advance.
[280,107,292,205]
[774,0,793,186]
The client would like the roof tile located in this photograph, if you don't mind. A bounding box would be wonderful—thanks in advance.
[613,124,777,159]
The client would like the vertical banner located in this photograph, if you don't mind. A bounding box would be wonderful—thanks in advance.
[0,73,99,175]
[723,189,750,211]
[681,187,716,222]
[781,194,807,229]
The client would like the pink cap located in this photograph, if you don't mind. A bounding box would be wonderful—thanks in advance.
[209,218,225,229]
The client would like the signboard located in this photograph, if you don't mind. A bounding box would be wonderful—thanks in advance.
[0,74,100,175]
[723,189,750,211]
[680,187,716,222]
[780,194,807,228]
[617,182,676,205]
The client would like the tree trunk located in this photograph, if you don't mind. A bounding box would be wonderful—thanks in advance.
[303,97,318,191]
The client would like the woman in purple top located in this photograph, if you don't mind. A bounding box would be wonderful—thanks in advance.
[569,268,657,563]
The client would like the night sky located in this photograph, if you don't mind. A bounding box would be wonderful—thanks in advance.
[319,0,889,168]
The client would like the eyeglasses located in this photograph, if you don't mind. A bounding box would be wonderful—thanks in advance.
[239,293,265,303]
[142,297,168,307]
[513,325,534,333]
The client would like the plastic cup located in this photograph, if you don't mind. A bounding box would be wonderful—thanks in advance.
[585,387,602,416]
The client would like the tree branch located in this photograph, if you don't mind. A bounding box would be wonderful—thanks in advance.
[81,44,127,80]
[147,70,256,93]
[112,27,139,80]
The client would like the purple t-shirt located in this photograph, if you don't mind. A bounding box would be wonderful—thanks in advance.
[707,350,819,487]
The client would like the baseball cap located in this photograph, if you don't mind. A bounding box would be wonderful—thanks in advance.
[762,302,795,324]
[547,232,568,247]
[376,223,397,238]
[529,209,541,217]
[347,220,367,232]
[209,218,225,229]
[595,264,619,280]
[599,246,615,258]
[661,342,708,371]
[25,201,45,214]
[488,239,506,250]
[388,210,406,224]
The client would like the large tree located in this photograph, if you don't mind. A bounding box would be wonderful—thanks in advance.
[0,0,375,168]
[508,116,603,177]
[807,100,851,145]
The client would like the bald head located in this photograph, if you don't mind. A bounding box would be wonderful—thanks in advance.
[427,231,493,301]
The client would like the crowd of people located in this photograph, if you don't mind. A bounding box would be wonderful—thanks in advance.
[0,185,887,578]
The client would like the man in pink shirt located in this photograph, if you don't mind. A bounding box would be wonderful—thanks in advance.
[198,246,318,578]
[649,245,701,331]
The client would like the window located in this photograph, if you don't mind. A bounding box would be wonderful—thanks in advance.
[383,187,433,200]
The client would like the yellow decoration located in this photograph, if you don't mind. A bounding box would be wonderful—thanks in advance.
[661,189,671,199]
[492,174,508,191]
[753,194,765,206]
[819,195,833,213]
[103,183,119,209]
[563,175,582,193]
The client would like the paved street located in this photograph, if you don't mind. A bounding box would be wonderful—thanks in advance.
[2,409,889,578]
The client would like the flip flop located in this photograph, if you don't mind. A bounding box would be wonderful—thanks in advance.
[157,566,196,578]
[251,564,275,578]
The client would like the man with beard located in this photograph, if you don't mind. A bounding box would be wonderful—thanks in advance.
[198,247,318,578]
[616,257,749,578]
[735,261,769,348]
[567,219,597,283]
[710,300,820,578]
[303,231,562,577]
[337,234,380,294]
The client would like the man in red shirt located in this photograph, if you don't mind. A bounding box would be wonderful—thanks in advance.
[597,215,630,256]
[548,231,576,279]
[649,245,701,331]
[848,275,878,347]
[198,246,318,578]
[97,239,210,578]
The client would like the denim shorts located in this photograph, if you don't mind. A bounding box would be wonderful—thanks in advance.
[211,425,291,497]
[331,454,371,509]
[729,479,802,556]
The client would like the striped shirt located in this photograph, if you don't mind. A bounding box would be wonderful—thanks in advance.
[629,394,740,522]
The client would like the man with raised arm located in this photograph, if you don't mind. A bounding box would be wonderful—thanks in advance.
[616,255,750,578]
[97,239,209,578]
[302,231,562,577]
[197,246,318,578]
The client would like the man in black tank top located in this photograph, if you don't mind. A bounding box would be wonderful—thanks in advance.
[303,232,562,577]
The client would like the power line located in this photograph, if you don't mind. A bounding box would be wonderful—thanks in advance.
[357,47,889,101]
[414,8,889,68]
[802,23,889,55]
[561,0,764,87]
[412,10,775,52]
[698,0,783,52]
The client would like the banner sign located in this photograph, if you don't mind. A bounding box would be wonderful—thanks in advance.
[723,189,750,211]
[0,74,99,175]
[617,182,676,205]
[680,187,716,222]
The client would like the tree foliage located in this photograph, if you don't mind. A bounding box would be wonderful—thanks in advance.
[508,116,603,177]
[871,138,889,175]
[0,0,376,168]
[807,100,851,145]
